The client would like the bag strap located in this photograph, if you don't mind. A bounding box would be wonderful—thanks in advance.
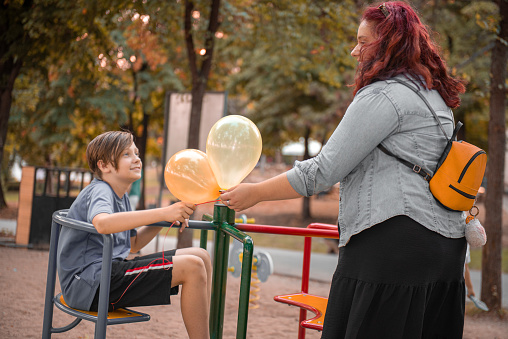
[391,78,450,140]
[377,78,456,181]
[378,144,432,181]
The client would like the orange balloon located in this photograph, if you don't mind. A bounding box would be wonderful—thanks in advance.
[164,149,220,204]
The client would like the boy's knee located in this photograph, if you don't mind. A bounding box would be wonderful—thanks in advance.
[189,248,211,267]
[196,248,211,263]
[185,255,207,278]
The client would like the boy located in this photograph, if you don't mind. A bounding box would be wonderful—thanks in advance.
[57,131,211,339]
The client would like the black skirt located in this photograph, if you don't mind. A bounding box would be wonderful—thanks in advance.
[322,216,466,339]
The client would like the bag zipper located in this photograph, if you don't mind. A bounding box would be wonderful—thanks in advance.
[458,150,487,183]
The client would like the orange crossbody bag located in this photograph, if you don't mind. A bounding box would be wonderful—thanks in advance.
[378,79,487,212]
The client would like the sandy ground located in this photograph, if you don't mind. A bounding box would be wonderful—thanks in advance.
[1,244,507,339]
[0,166,507,338]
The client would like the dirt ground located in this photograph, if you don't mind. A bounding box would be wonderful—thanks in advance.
[0,245,506,339]
[1,166,507,338]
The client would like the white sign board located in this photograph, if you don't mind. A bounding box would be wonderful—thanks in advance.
[163,92,227,165]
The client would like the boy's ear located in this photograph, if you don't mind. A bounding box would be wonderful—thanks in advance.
[97,160,111,173]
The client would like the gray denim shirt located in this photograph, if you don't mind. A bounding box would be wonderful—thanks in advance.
[287,75,465,247]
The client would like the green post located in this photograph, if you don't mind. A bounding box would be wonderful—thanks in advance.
[200,214,212,250]
[238,236,253,337]
[199,229,208,249]
[220,223,253,338]
[209,204,235,339]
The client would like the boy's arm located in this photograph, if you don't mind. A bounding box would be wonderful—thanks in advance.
[92,202,195,234]
[130,226,163,253]
[131,217,191,253]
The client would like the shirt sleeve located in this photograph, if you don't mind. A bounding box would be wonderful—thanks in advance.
[86,184,116,223]
[287,88,400,196]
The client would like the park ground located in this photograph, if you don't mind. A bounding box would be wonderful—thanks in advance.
[0,165,507,338]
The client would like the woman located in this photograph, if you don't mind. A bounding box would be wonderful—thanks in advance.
[221,2,467,338]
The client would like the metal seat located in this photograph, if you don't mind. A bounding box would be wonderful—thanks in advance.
[272,223,338,338]
[42,210,150,339]
[274,293,327,331]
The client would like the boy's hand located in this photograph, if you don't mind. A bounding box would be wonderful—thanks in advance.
[166,202,196,232]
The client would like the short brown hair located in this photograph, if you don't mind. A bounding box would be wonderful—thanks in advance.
[86,131,134,179]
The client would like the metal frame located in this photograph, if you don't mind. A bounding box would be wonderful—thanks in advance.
[42,210,150,339]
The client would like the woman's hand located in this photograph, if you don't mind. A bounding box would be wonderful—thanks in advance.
[220,183,261,212]
[220,173,302,211]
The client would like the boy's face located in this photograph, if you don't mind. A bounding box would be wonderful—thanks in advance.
[103,142,142,184]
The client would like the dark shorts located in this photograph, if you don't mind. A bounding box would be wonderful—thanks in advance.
[90,250,179,312]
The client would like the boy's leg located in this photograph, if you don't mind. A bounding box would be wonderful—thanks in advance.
[174,248,212,305]
[90,250,179,312]
[172,253,210,339]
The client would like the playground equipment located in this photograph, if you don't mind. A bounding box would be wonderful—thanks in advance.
[43,204,337,338]
[234,213,255,224]
[42,210,217,339]
[228,238,274,309]
[234,221,338,338]
[43,210,151,338]
[196,204,339,339]
[273,223,338,337]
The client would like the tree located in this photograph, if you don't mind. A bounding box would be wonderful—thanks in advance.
[112,11,186,210]
[1,0,38,208]
[223,0,358,218]
[0,0,139,208]
[3,1,188,214]
[170,0,222,248]
[482,0,508,313]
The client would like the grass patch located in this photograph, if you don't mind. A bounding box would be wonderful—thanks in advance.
[469,247,508,274]
[5,190,19,204]
[244,232,330,253]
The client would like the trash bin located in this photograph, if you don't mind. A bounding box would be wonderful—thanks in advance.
[16,166,91,248]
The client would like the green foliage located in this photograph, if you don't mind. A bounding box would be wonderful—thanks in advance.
[419,0,503,151]
[3,0,504,173]
[6,0,186,170]
[220,0,359,152]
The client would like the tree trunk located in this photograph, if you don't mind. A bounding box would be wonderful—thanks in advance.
[481,0,508,312]
[302,126,312,219]
[0,57,23,209]
[175,84,206,248]
[178,0,222,249]
[138,110,149,211]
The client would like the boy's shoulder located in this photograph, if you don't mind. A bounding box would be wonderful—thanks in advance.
[68,179,120,221]
[73,179,116,208]
[77,178,109,197]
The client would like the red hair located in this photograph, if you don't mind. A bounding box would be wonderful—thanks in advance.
[354,1,465,108]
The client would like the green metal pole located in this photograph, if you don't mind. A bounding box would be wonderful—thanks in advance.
[199,215,211,250]
[238,236,253,337]
[199,229,208,250]
[220,223,253,339]
[209,204,235,339]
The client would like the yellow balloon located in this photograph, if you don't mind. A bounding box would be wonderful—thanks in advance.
[164,149,220,204]
[206,115,262,189]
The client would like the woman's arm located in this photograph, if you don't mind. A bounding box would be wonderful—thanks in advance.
[220,173,302,211]
[222,87,399,211]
